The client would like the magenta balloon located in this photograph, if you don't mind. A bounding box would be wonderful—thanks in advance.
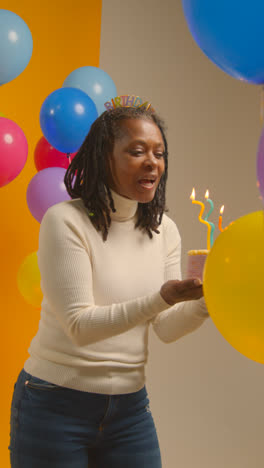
[0,117,28,187]
[256,128,264,201]
[26,167,71,223]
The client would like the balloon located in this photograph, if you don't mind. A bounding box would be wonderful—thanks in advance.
[256,128,264,201]
[34,136,77,171]
[181,0,264,84]
[0,9,33,85]
[26,167,71,223]
[203,211,264,363]
[40,87,98,153]
[63,66,117,115]
[0,117,28,188]
[17,251,42,308]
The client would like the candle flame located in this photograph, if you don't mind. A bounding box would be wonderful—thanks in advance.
[205,190,209,199]
[190,188,195,200]
[220,205,224,215]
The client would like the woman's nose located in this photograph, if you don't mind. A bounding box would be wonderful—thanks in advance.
[143,152,158,167]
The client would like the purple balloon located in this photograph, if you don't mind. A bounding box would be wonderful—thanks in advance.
[26,167,71,223]
[257,128,264,201]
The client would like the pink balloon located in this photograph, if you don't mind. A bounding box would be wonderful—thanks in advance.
[34,136,77,171]
[26,167,71,223]
[0,117,28,187]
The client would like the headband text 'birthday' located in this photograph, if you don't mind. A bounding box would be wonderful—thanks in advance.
[104,95,155,112]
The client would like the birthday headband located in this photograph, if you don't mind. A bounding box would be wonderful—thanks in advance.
[104,95,155,113]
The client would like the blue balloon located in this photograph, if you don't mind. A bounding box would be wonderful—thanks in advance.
[182,0,264,84]
[0,9,33,85]
[63,66,117,115]
[40,87,98,153]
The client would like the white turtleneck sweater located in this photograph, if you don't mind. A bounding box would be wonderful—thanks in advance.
[24,189,209,394]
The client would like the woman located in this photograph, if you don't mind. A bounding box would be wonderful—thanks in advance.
[9,105,209,467]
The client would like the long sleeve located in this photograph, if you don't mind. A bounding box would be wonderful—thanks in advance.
[38,207,171,347]
[151,217,209,343]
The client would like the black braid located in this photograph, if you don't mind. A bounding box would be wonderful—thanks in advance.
[64,106,169,241]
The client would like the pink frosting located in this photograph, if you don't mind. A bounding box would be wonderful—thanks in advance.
[186,254,207,282]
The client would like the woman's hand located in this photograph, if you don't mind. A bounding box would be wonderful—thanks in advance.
[160,278,203,306]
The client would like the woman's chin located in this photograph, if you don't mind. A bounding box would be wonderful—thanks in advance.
[109,184,156,203]
[135,193,156,204]
[135,184,156,202]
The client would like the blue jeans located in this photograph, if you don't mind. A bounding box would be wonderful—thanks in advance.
[9,369,162,467]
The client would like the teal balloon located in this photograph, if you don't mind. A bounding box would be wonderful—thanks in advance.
[0,9,33,85]
[63,66,117,116]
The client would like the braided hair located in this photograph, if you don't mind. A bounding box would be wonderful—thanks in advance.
[64,106,169,241]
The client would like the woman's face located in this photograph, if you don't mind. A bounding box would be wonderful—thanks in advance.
[106,118,166,203]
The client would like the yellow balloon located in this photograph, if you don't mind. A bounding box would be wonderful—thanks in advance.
[17,251,43,308]
[203,210,264,363]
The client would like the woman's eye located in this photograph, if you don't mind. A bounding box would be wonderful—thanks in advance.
[130,151,143,156]
[129,150,164,157]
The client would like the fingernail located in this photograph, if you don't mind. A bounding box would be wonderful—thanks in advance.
[194,279,201,286]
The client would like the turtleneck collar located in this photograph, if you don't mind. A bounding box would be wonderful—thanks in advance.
[108,188,138,222]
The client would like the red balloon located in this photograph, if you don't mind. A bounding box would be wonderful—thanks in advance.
[34,136,77,171]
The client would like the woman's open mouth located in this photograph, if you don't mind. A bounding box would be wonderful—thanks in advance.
[138,178,156,189]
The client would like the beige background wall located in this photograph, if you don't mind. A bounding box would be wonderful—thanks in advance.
[100,1,263,467]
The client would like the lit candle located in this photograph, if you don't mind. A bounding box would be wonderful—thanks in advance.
[190,188,211,251]
[204,190,215,247]
[218,205,225,232]
[204,190,214,219]
[218,205,234,232]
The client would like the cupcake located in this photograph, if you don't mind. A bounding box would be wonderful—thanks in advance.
[186,249,208,282]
